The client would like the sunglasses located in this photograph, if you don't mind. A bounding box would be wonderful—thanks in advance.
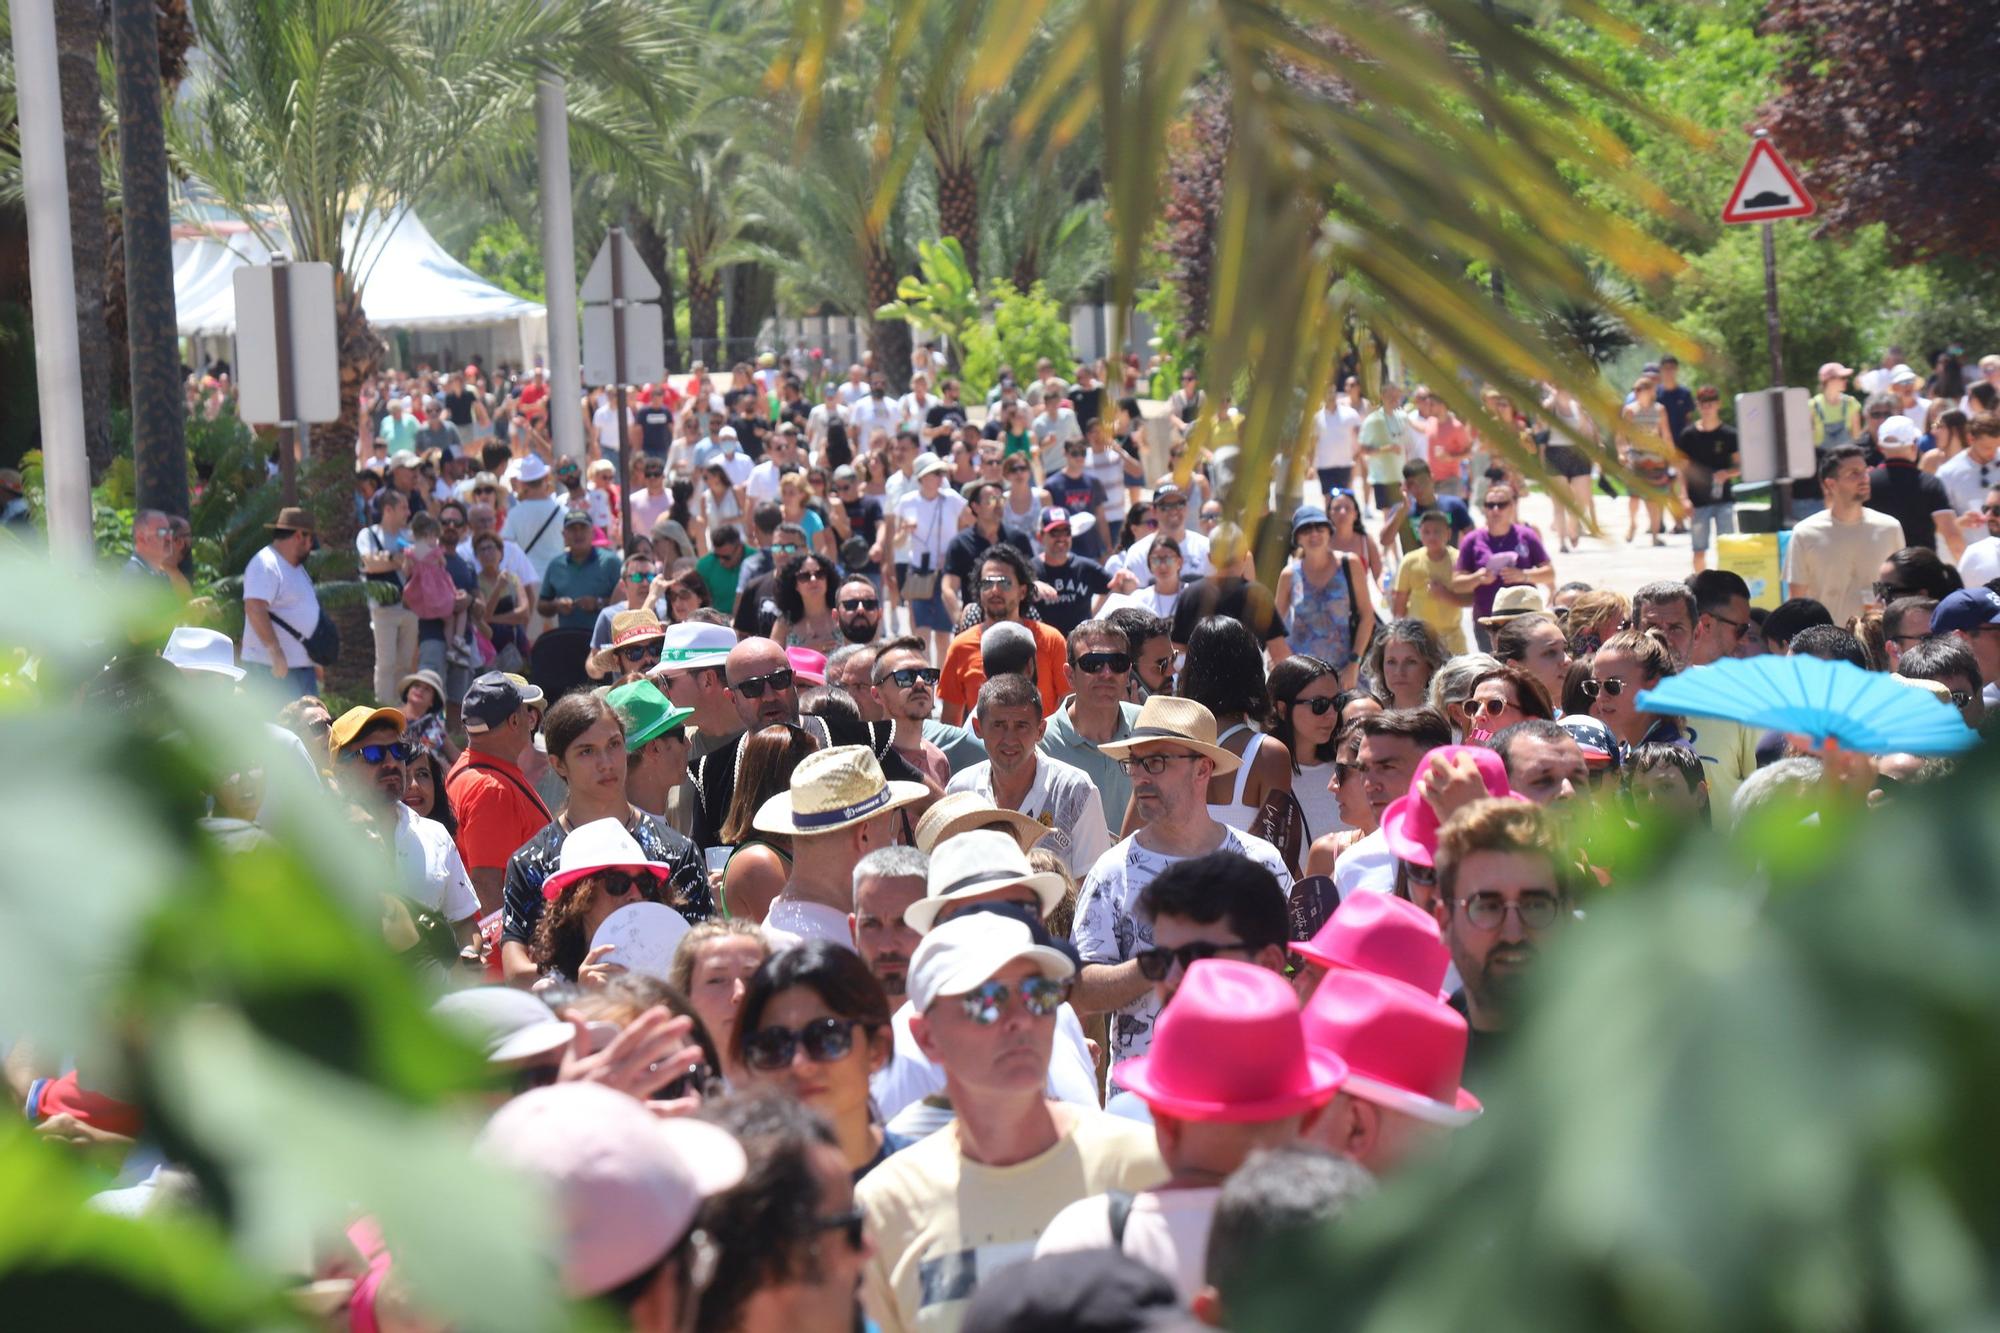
[885,666,940,688]
[840,597,880,612]
[813,1208,867,1253]
[796,568,826,582]
[1464,697,1516,718]
[1064,447,1087,457]
[1075,651,1132,676]
[1579,677,1627,698]
[1487,499,1515,509]
[345,742,411,764]
[772,543,802,556]
[1156,499,1187,511]
[1404,860,1438,887]
[977,576,1015,591]
[1872,582,1916,601]
[626,572,656,584]
[1134,939,1249,981]
[731,668,795,699]
[593,870,655,900]
[618,643,662,663]
[958,977,1070,1025]
[1290,695,1339,715]
[743,1017,858,1071]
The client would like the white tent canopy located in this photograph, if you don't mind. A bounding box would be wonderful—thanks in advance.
[172,208,546,352]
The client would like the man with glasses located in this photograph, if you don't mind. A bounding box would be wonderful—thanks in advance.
[1930,588,2000,710]
[942,482,1035,618]
[1655,569,1762,807]
[1880,595,1939,673]
[328,704,479,947]
[1937,412,2000,516]
[832,574,882,647]
[1074,697,1293,1064]
[859,912,1165,1333]
[1035,509,1132,637]
[732,518,809,640]
[1954,484,2000,588]
[1124,482,1213,588]
[1896,635,1987,729]
[689,638,807,851]
[589,553,663,668]
[873,636,953,786]
[123,507,183,589]
[1433,799,1571,1091]
[1043,620,1145,829]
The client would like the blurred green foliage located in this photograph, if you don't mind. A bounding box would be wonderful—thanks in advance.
[957,281,1076,403]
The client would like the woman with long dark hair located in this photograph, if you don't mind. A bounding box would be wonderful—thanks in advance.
[717,723,820,921]
[664,568,711,624]
[402,746,457,838]
[1267,655,1345,840]
[771,552,840,655]
[1492,610,1573,713]
[529,819,682,985]
[1178,615,1295,837]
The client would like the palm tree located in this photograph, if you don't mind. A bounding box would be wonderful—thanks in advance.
[672,137,757,353]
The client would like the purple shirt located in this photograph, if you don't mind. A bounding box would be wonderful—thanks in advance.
[1456,524,1550,619]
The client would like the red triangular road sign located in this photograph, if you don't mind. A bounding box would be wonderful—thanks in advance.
[1722,138,1816,224]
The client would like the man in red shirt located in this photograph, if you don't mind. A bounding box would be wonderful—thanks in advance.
[444,672,551,914]
[938,545,1071,724]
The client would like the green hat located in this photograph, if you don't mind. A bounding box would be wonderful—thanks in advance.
[607,679,693,751]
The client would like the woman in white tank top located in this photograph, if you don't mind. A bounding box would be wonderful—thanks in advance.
[1178,616,1294,838]
[1267,656,1350,841]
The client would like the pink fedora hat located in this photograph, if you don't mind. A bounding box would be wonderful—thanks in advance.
[1302,970,1480,1127]
[1292,891,1450,996]
[786,646,828,686]
[1380,745,1518,868]
[1114,959,1347,1124]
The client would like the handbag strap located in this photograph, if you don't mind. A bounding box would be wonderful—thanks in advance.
[267,610,305,643]
[523,503,561,556]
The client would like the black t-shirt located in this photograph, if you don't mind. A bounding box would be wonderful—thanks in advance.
[732,571,783,637]
[500,812,710,952]
[1170,576,1288,646]
[925,402,968,436]
[1676,423,1740,507]
[1036,555,1112,636]
[1070,386,1105,431]
[1657,384,1696,441]
[1867,460,1951,550]
[728,414,769,462]
[943,524,1035,590]
[637,405,674,456]
[443,389,477,427]
[1044,472,1110,560]
[843,495,884,553]
[1447,989,1510,1099]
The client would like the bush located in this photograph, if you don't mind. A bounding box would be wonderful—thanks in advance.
[958,280,1075,401]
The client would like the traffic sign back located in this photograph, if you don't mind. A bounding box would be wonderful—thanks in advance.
[581,230,661,304]
[1722,138,1816,225]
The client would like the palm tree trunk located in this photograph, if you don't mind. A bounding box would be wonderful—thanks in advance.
[936,159,980,281]
[864,244,911,391]
[687,249,720,361]
[307,278,378,694]
[629,212,678,372]
[111,0,187,519]
[57,0,114,482]
[725,262,773,356]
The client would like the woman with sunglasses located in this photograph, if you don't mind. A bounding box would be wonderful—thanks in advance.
[717,724,820,921]
[1268,656,1346,840]
[530,818,683,986]
[498,693,710,987]
[735,941,905,1179]
[1000,448,1048,541]
[664,568,711,624]
[771,554,842,656]
[1460,662,1555,742]
[1304,729,1377,877]
[1585,628,1684,754]
[1452,481,1554,652]
[669,919,773,1089]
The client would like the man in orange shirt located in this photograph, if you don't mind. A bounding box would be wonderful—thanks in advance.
[444,672,551,914]
[938,545,1071,723]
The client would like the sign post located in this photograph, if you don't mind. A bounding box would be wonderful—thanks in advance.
[1722,129,1816,527]
[234,258,339,506]
[581,228,665,551]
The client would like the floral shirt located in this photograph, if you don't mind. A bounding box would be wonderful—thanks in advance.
[501,811,710,950]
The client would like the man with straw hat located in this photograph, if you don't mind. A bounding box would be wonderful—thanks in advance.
[589,608,669,682]
[241,506,324,698]
[1072,697,1292,1065]
[752,745,929,947]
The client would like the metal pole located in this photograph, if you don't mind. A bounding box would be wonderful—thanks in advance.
[536,75,584,465]
[10,0,92,562]
[610,227,633,551]
[1756,139,1792,528]
[272,256,299,507]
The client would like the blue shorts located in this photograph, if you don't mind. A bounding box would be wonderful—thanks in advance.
[1690,502,1736,552]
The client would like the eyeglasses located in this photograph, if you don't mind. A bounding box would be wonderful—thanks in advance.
[1578,677,1627,698]
[812,1208,867,1253]
[742,1017,858,1071]
[1464,697,1517,719]
[1134,939,1250,981]
[1452,891,1562,931]
[618,643,662,663]
[1075,651,1132,676]
[626,572,655,584]
[957,976,1070,1024]
[344,742,411,764]
[1118,750,1202,775]
[1706,610,1747,636]
[840,597,880,612]
[885,666,940,688]
[731,668,796,699]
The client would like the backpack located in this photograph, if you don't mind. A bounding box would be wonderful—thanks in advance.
[402,549,457,620]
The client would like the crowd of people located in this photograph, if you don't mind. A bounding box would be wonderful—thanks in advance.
[38,339,2000,1331]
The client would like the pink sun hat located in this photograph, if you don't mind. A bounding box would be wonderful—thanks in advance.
[1380,745,1520,868]
[1291,891,1450,996]
[786,646,828,686]
[1301,969,1481,1128]
[1113,959,1347,1123]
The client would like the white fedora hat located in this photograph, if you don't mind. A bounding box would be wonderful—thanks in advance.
[539,817,676,902]
[904,829,1068,935]
[163,626,245,681]
[752,745,928,837]
[650,622,736,677]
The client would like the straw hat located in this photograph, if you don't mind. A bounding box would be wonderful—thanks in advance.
[751,745,928,837]
[588,609,668,676]
[913,791,1049,855]
[904,829,1069,934]
[1476,585,1545,628]
[1096,697,1241,776]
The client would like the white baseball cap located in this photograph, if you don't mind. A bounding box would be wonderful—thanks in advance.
[1888,365,1921,386]
[649,622,736,676]
[1877,415,1920,448]
[432,986,615,1065]
[906,912,1075,1015]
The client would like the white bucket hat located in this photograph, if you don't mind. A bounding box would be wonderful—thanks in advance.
[904,828,1069,934]
[752,745,928,837]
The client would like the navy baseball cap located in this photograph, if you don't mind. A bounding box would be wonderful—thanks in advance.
[1291,505,1331,537]
[461,671,526,734]
[1931,588,2000,635]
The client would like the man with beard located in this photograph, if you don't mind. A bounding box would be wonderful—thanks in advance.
[327,705,479,946]
[833,573,882,646]
[851,846,929,1000]
[872,637,953,786]
[1433,798,1571,1091]
[938,546,1071,723]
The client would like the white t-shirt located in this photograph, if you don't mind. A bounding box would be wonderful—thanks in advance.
[1332,826,1396,898]
[1036,1186,1222,1303]
[871,1000,1099,1123]
[896,489,969,570]
[837,379,871,407]
[1073,826,1292,1064]
[1780,507,1907,626]
[746,459,787,508]
[457,536,539,590]
[1314,402,1363,469]
[1960,535,2000,588]
[592,403,623,457]
[241,545,320,668]
[1936,449,2000,516]
[501,497,568,578]
[394,803,481,922]
[1123,530,1213,589]
[1085,446,1131,521]
[944,754,1113,881]
[850,395,904,442]
[762,897,857,950]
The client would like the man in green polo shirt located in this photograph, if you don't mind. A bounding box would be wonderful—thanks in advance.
[536,509,622,632]
[1040,618,1144,832]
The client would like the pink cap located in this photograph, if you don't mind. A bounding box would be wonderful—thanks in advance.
[1291,891,1450,996]
[478,1084,746,1296]
[1818,362,1854,381]
[1113,960,1346,1123]
[1301,970,1481,1127]
[1380,745,1519,868]
[787,646,827,686]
